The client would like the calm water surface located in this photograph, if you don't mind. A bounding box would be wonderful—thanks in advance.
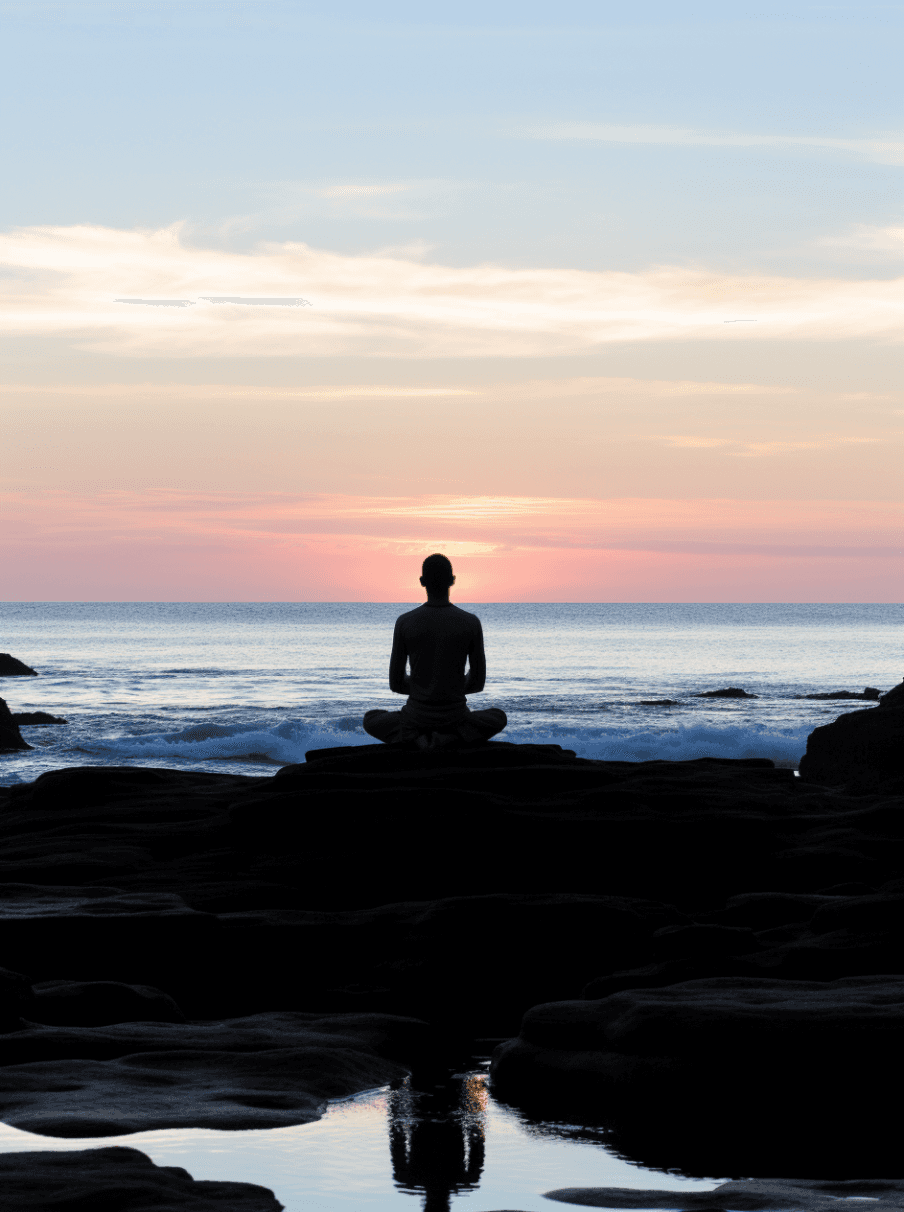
[0,1073,723,1211]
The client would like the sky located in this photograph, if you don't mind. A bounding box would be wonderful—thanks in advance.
[1,0,902,601]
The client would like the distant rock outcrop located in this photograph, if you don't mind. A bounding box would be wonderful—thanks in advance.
[0,697,32,751]
[799,687,881,701]
[0,653,38,676]
[12,711,68,725]
[799,677,904,789]
[693,687,757,698]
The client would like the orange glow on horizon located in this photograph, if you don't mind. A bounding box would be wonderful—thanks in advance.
[2,490,901,602]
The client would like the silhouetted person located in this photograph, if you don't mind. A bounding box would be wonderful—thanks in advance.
[363,554,507,749]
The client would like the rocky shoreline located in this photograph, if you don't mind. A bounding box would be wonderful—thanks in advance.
[0,681,902,1207]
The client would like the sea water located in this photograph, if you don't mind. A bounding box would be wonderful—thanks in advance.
[1,602,901,785]
[0,1072,725,1210]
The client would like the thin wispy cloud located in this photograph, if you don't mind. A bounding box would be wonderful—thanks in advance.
[316,183,411,199]
[524,123,904,166]
[3,490,901,558]
[655,435,885,457]
[2,223,903,358]
[818,224,904,252]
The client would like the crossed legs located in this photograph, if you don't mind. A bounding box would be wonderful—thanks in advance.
[363,707,507,747]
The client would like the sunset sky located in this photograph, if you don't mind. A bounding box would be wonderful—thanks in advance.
[2,0,902,601]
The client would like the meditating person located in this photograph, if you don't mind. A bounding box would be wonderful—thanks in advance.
[363,553,507,749]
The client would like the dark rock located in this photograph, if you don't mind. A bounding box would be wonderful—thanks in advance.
[800,677,904,787]
[0,653,38,676]
[800,688,882,700]
[1,749,902,1024]
[0,885,221,1002]
[0,965,33,1030]
[544,1178,904,1210]
[214,892,679,1035]
[651,923,762,961]
[583,958,748,999]
[0,1147,281,1209]
[2,741,903,1182]
[693,687,757,698]
[12,711,68,725]
[499,972,904,1057]
[815,881,877,896]
[0,696,31,751]
[489,974,901,1144]
[880,680,904,707]
[28,980,185,1027]
[709,891,843,929]
[0,1010,423,1135]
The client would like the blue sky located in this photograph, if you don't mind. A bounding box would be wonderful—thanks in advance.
[4,0,902,276]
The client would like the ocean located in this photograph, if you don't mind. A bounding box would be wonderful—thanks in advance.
[1,601,901,785]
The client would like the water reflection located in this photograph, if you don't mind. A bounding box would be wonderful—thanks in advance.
[388,1074,488,1211]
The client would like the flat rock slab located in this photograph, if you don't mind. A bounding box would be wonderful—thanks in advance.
[491,975,904,1108]
[544,1178,904,1210]
[0,1146,281,1210]
[0,1011,420,1135]
[1,751,903,1030]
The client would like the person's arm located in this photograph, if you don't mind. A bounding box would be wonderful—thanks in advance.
[388,620,411,695]
[464,620,487,694]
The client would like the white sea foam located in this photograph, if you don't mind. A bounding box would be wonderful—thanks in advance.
[505,722,810,765]
[73,719,810,768]
[74,720,355,767]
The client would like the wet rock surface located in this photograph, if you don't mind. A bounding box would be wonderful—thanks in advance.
[0,1007,437,1134]
[0,1013,412,1136]
[0,735,902,1184]
[543,1178,904,1210]
[0,698,31,753]
[492,974,904,1094]
[0,1146,282,1210]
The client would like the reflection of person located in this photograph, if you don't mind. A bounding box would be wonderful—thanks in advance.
[363,553,507,749]
[389,1075,486,1212]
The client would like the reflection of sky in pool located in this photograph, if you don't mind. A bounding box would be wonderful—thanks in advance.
[0,1073,721,1211]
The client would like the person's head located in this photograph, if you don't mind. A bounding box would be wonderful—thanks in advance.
[419,553,455,597]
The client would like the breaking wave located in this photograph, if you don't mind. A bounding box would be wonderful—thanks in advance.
[73,718,811,768]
